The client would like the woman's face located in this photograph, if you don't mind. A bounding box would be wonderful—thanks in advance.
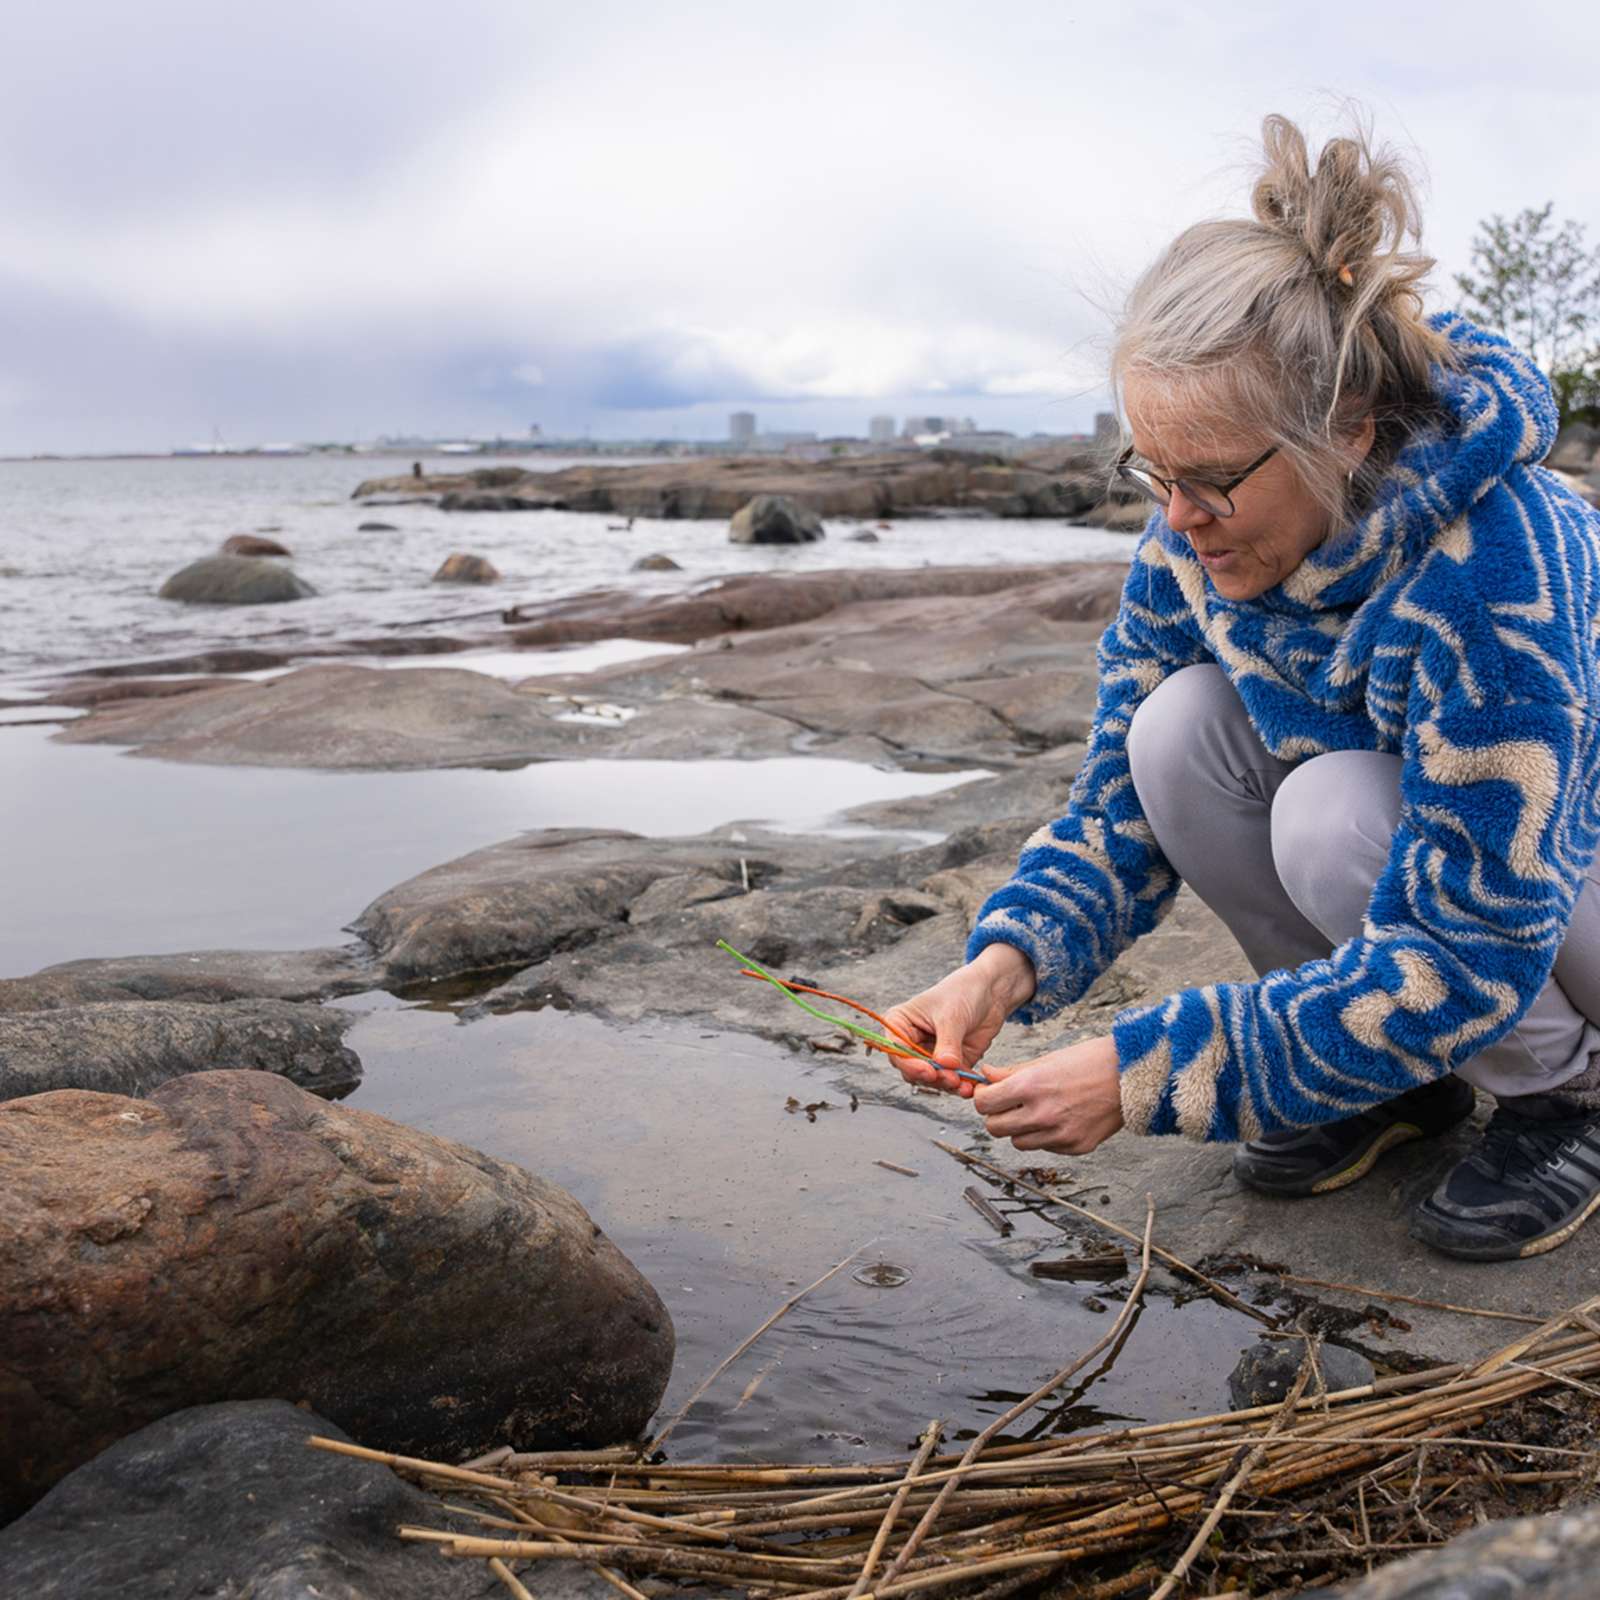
[1123,374,1334,602]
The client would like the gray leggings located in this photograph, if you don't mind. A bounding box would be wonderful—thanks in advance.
[1125,665,1600,1107]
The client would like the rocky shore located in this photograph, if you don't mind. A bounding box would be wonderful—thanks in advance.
[351,446,1149,527]
[7,556,1596,1595]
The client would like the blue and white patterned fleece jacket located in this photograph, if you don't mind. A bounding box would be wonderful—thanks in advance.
[968,316,1600,1141]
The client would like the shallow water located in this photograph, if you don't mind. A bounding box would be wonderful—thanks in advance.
[0,722,976,976]
[342,1001,1259,1461]
[0,452,1134,684]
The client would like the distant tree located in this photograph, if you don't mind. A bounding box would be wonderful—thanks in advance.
[1455,203,1600,428]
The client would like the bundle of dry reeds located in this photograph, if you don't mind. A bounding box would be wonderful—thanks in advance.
[311,1195,1600,1600]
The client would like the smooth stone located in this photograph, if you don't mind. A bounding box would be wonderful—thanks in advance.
[357,519,399,531]
[0,999,361,1102]
[846,529,880,542]
[631,551,681,571]
[157,555,315,606]
[219,533,291,557]
[729,493,825,544]
[432,552,500,584]
[0,1069,674,1518]
[1227,1337,1376,1409]
[0,1400,509,1598]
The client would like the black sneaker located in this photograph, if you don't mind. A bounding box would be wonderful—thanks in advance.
[1410,1101,1600,1260]
[1232,1076,1476,1198]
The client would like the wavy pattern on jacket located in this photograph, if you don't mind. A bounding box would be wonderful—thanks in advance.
[968,315,1600,1140]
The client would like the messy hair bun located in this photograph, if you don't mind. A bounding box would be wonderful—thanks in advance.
[1114,113,1455,529]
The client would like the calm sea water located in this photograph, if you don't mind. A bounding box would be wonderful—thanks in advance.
[0,452,1134,687]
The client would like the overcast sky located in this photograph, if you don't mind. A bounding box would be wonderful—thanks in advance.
[1,1,1595,454]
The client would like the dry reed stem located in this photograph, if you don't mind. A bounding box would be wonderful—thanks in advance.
[879,1194,1157,1588]
[489,1557,535,1599]
[1274,1273,1545,1325]
[647,1240,871,1454]
[849,1420,943,1598]
[1148,1353,1315,1599]
[932,1142,1269,1324]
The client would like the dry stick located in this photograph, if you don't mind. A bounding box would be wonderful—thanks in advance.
[489,1557,536,1600]
[878,1193,1157,1589]
[1472,1292,1600,1376]
[933,1142,1270,1325]
[848,1420,943,1599]
[486,1492,656,1600]
[308,1436,517,1491]
[1148,1355,1316,1600]
[963,1187,1012,1236]
[875,1160,919,1177]
[1275,1272,1545,1326]
[647,1241,871,1455]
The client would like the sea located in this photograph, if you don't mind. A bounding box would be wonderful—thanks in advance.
[0,453,1255,1460]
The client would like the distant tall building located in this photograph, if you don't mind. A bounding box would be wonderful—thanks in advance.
[729,411,756,445]
[868,415,896,444]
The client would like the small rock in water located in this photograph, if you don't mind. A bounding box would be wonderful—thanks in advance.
[846,530,880,543]
[358,520,399,532]
[432,552,499,584]
[220,533,292,558]
[157,555,314,606]
[1227,1337,1375,1410]
[728,494,825,545]
[632,552,681,571]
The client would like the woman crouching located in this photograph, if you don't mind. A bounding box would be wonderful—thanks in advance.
[885,114,1600,1263]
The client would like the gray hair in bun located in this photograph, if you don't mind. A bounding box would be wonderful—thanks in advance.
[1113,113,1456,528]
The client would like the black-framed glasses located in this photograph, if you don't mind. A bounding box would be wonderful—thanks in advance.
[1115,444,1278,519]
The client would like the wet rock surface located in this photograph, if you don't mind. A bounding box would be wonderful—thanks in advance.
[1326,1503,1600,1598]
[218,532,291,557]
[1227,1336,1376,1409]
[56,562,1125,771]
[0,998,362,1102]
[0,1400,506,1598]
[157,553,316,605]
[433,551,500,583]
[0,1069,673,1518]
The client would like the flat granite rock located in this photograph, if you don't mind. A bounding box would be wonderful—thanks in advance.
[0,998,362,1102]
[0,1400,513,1598]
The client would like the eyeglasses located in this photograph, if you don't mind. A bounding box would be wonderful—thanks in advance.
[1115,444,1278,519]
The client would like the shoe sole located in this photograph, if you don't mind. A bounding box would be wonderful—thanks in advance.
[1238,1119,1426,1199]
[1412,1184,1600,1262]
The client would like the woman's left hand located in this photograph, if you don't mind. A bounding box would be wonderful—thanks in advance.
[972,1035,1124,1154]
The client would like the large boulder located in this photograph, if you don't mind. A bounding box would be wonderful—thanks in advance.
[0,1401,508,1598]
[433,552,500,584]
[0,999,361,1102]
[0,1069,674,1519]
[157,555,315,605]
[729,493,825,544]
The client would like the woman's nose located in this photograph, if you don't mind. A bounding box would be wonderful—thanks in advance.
[1165,485,1215,534]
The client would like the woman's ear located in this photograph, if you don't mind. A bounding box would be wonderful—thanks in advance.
[1348,412,1377,467]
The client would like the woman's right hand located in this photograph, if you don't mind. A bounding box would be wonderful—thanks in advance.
[881,944,1036,1100]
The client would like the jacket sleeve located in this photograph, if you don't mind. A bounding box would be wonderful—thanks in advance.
[1112,562,1600,1140]
[966,531,1210,1021]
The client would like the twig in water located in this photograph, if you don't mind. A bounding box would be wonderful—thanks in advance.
[879,1194,1157,1587]
[933,1141,1272,1325]
[963,1187,1012,1236]
[875,1160,920,1177]
[648,1242,872,1454]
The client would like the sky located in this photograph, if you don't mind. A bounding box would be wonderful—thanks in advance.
[1,1,1596,455]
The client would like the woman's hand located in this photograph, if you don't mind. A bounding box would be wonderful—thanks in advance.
[972,1035,1124,1154]
[882,945,1036,1100]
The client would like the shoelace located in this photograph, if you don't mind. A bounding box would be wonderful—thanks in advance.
[1479,1112,1581,1182]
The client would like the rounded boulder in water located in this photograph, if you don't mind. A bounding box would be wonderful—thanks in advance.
[157,554,315,605]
